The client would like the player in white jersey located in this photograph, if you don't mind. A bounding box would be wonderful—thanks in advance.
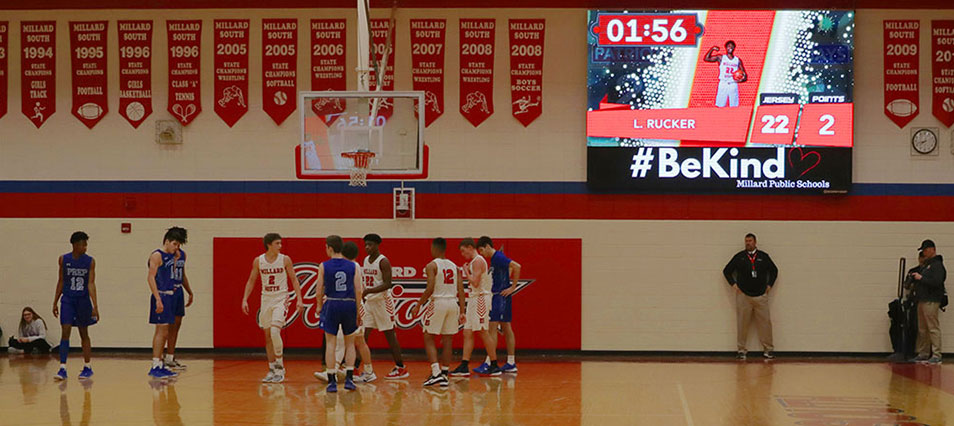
[359,234,408,380]
[451,238,501,377]
[704,40,747,108]
[411,238,465,387]
[242,233,304,383]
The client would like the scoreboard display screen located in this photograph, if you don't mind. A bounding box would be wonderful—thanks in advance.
[586,10,854,193]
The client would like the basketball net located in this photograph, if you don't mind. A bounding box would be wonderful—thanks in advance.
[342,151,376,187]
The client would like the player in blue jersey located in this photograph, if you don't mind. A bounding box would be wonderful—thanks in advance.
[314,235,364,393]
[474,236,522,375]
[147,227,188,379]
[163,233,194,371]
[52,231,99,381]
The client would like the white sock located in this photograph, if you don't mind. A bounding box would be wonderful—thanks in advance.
[165,354,174,363]
[507,355,515,365]
[152,358,163,369]
[484,356,490,365]
[431,363,441,376]
[60,363,67,370]
[85,363,91,369]
[275,357,284,368]
[364,363,373,374]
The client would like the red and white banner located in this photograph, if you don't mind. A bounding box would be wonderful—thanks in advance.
[370,18,396,120]
[213,237,582,350]
[883,20,920,128]
[460,19,495,127]
[310,19,346,124]
[410,19,446,127]
[262,19,297,126]
[509,19,544,127]
[167,20,201,126]
[21,21,56,128]
[932,20,954,127]
[69,21,108,129]
[0,22,8,120]
[213,19,249,127]
[117,21,153,128]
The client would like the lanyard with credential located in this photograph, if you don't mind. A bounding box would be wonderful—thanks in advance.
[747,251,758,278]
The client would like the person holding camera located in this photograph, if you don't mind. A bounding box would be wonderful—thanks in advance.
[912,240,946,364]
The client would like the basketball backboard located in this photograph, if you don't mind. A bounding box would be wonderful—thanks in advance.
[296,91,428,181]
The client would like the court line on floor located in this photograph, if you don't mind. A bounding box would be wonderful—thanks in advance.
[676,382,695,426]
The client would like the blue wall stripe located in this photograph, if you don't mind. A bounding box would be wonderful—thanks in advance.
[0,181,952,196]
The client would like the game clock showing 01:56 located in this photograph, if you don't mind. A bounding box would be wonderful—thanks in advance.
[587,10,854,194]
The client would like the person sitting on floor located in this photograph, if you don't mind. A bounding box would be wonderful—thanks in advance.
[8,307,51,354]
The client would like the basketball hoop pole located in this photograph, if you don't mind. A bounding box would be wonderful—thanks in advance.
[356,0,372,92]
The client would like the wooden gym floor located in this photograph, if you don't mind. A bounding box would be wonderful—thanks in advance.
[1,353,951,425]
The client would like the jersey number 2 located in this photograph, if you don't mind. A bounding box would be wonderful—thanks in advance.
[334,271,347,292]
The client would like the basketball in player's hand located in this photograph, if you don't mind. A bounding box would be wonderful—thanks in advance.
[733,70,745,82]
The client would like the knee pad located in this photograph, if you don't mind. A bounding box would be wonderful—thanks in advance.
[270,327,283,357]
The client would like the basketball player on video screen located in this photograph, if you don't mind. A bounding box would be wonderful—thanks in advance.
[704,40,747,108]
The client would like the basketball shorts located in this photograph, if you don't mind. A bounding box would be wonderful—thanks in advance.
[149,293,176,325]
[423,298,459,335]
[319,299,358,336]
[715,81,739,108]
[490,294,513,323]
[60,295,97,327]
[362,296,395,331]
[465,294,492,331]
[172,287,186,317]
[259,293,288,329]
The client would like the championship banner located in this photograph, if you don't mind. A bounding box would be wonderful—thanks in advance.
[212,237,582,350]
[509,19,544,127]
[370,18,396,120]
[262,19,297,125]
[117,20,153,128]
[167,20,201,126]
[310,19,346,124]
[69,21,108,129]
[0,22,8,120]
[883,20,920,128]
[21,21,56,128]
[932,20,954,127]
[213,19,250,127]
[410,18,446,127]
[460,18,495,127]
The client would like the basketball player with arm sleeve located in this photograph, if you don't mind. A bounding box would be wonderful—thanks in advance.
[360,233,408,380]
[52,231,99,381]
[475,236,522,375]
[451,238,501,377]
[242,233,305,383]
[704,40,747,108]
[314,235,363,393]
[163,231,194,371]
[147,227,187,379]
[411,238,465,387]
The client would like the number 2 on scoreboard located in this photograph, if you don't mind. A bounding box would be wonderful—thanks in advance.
[818,114,835,136]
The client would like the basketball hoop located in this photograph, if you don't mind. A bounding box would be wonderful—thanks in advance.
[341,150,376,186]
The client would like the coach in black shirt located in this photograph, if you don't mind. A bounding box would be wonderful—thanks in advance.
[723,233,779,360]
